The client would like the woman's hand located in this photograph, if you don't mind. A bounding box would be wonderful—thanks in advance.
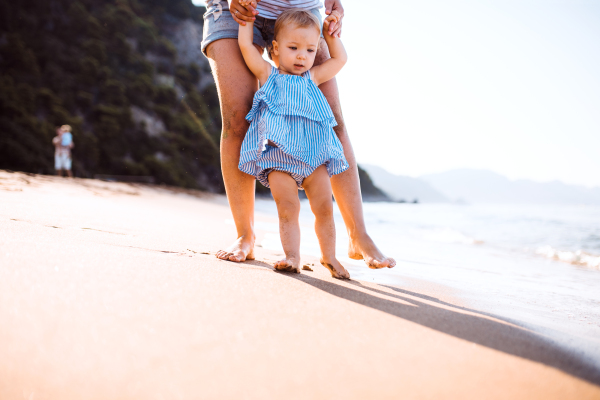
[229,0,260,26]
[324,0,344,38]
[238,0,258,7]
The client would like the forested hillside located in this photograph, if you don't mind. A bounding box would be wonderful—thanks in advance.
[0,0,386,199]
[0,0,223,190]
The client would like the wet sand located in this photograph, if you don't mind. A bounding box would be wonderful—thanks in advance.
[1,170,599,399]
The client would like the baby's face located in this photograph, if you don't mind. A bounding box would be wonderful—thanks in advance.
[273,24,320,76]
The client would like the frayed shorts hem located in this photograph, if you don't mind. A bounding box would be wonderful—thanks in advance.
[201,10,267,55]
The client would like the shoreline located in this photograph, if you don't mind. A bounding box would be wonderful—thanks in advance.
[1,170,599,399]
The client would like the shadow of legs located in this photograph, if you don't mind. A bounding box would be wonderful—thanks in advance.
[282,273,600,385]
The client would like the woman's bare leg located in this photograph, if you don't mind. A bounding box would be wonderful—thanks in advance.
[268,171,302,273]
[303,166,350,279]
[314,40,396,269]
[206,39,260,262]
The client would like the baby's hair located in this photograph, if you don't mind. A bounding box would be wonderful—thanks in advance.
[274,9,320,40]
[61,124,72,132]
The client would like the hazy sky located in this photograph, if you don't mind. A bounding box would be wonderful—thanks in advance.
[194,0,600,187]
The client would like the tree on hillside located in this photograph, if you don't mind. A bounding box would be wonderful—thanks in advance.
[0,0,223,191]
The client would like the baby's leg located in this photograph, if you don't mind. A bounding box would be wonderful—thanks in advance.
[268,171,302,273]
[303,166,350,280]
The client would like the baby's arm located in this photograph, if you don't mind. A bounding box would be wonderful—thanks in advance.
[238,21,271,85]
[309,18,347,86]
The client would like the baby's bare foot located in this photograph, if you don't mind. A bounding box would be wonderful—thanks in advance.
[274,257,300,273]
[320,258,350,280]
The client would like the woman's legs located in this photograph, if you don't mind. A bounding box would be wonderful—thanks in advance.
[314,41,396,269]
[303,166,350,279]
[206,39,259,262]
[268,171,302,273]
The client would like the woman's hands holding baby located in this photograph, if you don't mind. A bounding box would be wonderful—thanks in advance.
[238,0,258,7]
[324,0,344,38]
[232,0,344,36]
[229,0,259,26]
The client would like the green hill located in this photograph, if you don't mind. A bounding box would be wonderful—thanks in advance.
[0,0,387,199]
[0,0,223,190]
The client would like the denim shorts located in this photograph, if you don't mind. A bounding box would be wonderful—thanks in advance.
[201,0,323,56]
[55,152,71,170]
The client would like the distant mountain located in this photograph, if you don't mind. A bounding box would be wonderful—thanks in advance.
[360,164,449,203]
[421,169,600,205]
[357,166,391,202]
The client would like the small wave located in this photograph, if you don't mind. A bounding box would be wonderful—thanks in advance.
[535,246,600,270]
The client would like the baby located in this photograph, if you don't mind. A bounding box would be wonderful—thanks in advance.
[237,8,350,279]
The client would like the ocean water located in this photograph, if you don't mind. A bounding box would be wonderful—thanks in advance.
[253,200,600,363]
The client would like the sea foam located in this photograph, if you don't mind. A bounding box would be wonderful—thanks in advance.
[535,246,600,270]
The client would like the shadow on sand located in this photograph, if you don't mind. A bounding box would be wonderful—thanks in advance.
[246,259,600,386]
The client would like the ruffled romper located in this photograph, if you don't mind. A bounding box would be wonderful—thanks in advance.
[239,66,349,189]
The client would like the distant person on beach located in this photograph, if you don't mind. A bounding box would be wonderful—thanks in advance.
[52,125,74,177]
[203,0,396,273]
[235,8,349,278]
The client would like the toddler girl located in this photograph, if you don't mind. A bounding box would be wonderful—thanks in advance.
[237,8,350,279]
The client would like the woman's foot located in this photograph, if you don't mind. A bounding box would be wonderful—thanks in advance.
[216,235,255,262]
[320,257,350,280]
[274,257,301,273]
[348,234,396,269]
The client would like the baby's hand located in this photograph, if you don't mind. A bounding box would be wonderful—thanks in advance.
[238,0,258,7]
[323,15,339,38]
[323,7,343,38]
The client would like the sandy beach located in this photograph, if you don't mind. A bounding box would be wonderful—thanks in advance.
[1,170,599,399]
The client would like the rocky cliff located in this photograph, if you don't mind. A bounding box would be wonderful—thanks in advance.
[0,0,222,190]
[0,0,384,198]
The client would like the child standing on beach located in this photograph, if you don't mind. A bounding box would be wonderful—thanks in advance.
[237,8,350,279]
[52,125,74,178]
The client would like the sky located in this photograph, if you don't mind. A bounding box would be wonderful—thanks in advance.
[193,0,600,187]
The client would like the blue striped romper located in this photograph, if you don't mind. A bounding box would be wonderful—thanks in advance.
[239,66,349,190]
